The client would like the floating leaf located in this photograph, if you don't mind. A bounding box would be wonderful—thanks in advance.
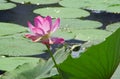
[59,0,120,13]
[11,0,60,5]
[59,0,88,8]
[0,63,41,79]
[0,0,6,3]
[0,3,16,10]
[60,19,102,29]
[59,0,108,9]
[0,57,41,71]
[0,23,27,36]
[59,28,120,79]
[34,7,90,18]
[53,19,110,44]
[54,19,102,40]
[0,47,70,79]
[0,37,46,56]
[53,29,75,40]
[106,22,120,32]
[106,5,120,14]
[75,29,112,41]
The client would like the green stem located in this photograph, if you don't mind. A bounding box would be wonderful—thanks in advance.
[46,45,63,79]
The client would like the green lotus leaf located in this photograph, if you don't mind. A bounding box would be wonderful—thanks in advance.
[75,29,112,42]
[60,19,102,29]
[52,29,75,40]
[34,7,90,18]
[59,0,108,9]
[0,47,70,79]
[0,0,6,3]
[53,19,109,44]
[0,23,27,36]
[0,63,43,79]
[0,3,16,10]
[11,0,60,5]
[0,57,42,71]
[106,5,120,13]
[59,28,120,79]
[106,22,120,32]
[0,37,46,56]
[85,3,107,11]
[59,0,88,8]
[59,0,120,13]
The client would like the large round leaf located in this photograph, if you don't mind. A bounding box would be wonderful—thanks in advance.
[11,0,60,5]
[34,7,90,18]
[54,25,111,44]
[60,19,102,29]
[53,19,110,44]
[59,0,91,8]
[0,57,42,71]
[0,0,6,3]
[52,29,75,40]
[74,29,112,41]
[106,22,120,32]
[106,5,120,14]
[0,3,16,10]
[59,0,120,13]
[59,28,120,79]
[0,37,46,56]
[59,0,108,9]
[0,23,27,36]
[0,47,70,79]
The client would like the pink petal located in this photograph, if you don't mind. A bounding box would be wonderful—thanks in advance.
[46,16,52,31]
[34,17,42,28]
[41,39,50,45]
[28,21,45,35]
[51,37,64,44]
[41,18,51,33]
[25,34,40,42]
[41,37,64,45]
[27,21,35,33]
[32,27,45,35]
[51,18,60,33]
[34,16,51,34]
[34,16,44,26]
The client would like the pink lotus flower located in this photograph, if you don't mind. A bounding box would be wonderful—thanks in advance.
[25,16,64,45]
